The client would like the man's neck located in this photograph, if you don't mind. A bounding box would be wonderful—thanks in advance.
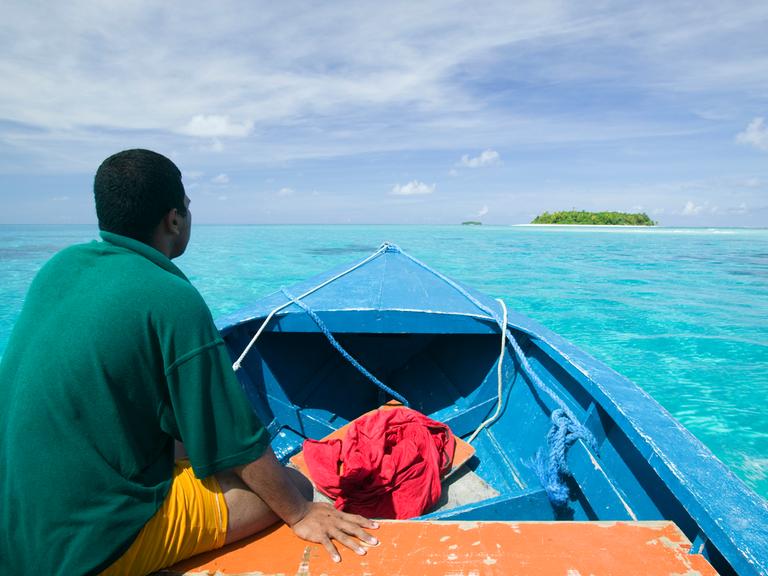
[149,229,175,259]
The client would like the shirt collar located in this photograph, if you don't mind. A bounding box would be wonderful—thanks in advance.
[99,231,190,282]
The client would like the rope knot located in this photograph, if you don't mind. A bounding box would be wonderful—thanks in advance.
[535,408,597,507]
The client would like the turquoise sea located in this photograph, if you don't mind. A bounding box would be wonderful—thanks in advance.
[1,224,767,499]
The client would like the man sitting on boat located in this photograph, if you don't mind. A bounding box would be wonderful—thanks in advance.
[0,149,378,575]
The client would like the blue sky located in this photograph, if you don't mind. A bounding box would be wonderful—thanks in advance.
[1,1,767,226]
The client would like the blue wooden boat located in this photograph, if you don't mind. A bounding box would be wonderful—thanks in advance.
[217,243,768,576]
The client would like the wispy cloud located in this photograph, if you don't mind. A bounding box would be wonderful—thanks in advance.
[682,201,703,215]
[477,205,489,217]
[2,1,768,225]
[682,200,718,215]
[391,181,435,196]
[460,150,500,168]
[277,187,294,196]
[211,173,230,184]
[5,1,766,171]
[181,115,254,138]
[736,117,768,151]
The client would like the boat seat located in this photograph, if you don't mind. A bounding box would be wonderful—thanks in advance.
[431,465,500,512]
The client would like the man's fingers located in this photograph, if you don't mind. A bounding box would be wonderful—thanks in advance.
[336,517,379,546]
[290,503,382,562]
[320,536,341,563]
[331,528,369,556]
[339,511,379,531]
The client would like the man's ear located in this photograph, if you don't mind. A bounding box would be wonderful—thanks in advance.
[162,209,180,234]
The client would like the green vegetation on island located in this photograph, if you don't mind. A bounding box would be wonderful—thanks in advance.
[462,220,482,226]
[531,211,655,226]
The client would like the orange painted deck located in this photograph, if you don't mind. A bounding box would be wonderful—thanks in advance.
[162,520,718,575]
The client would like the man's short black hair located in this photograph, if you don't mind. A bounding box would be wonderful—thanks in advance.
[94,149,187,242]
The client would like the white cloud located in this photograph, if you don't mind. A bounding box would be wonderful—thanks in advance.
[460,149,500,168]
[682,201,703,215]
[682,200,718,215]
[7,1,746,169]
[181,115,254,138]
[2,0,768,228]
[391,180,436,196]
[211,173,230,184]
[736,117,768,151]
[278,187,294,196]
[477,205,489,217]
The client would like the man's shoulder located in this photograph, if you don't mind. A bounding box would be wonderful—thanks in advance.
[50,239,207,311]
[42,238,141,273]
[30,240,103,289]
[44,239,101,265]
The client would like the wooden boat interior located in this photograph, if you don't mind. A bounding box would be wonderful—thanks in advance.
[222,312,733,572]
[215,245,766,575]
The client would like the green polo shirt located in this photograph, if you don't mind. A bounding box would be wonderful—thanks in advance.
[0,231,268,575]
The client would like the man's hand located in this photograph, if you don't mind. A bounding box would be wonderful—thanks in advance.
[290,502,379,563]
[233,447,380,562]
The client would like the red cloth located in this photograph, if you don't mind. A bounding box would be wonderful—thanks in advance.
[302,408,456,519]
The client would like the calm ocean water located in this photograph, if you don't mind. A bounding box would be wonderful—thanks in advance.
[1,224,767,498]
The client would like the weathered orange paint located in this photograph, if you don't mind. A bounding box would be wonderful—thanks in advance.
[163,520,718,575]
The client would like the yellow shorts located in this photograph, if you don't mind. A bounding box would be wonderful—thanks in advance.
[100,459,229,576]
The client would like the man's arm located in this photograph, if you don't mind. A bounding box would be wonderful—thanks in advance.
[233,447,379,562]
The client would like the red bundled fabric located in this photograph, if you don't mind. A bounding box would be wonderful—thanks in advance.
[302,407,456,519]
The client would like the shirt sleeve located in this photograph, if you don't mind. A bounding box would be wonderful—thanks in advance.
[163,340,269,478]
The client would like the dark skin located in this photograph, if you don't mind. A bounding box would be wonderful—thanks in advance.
[153,195,379,562]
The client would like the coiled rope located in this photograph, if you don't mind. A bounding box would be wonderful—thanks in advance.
[534,409,597,507]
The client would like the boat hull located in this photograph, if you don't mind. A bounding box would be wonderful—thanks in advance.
[218,244,768,575]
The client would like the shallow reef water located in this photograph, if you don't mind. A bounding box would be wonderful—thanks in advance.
[1,223,766,498]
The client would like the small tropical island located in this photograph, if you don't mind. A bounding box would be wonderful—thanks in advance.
[461,220,482,226]
[531,210,656,226]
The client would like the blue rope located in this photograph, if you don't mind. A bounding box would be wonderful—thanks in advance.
[534,409,597,507]
[399,249,581,418]
[280,287,410,407]
[274,243,593,506]
[395,247,597,506]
